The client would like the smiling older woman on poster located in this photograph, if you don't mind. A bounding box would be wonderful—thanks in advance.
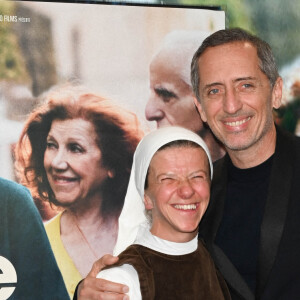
[15,85,143,299]
[95,126,230,299]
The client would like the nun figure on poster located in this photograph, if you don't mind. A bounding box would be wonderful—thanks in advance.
[97,126,231,299]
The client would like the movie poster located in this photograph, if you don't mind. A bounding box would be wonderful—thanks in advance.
[0,1,225,298]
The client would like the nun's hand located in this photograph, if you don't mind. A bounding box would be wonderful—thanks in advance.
[75,255,129,300]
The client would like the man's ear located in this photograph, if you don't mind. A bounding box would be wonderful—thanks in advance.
[144,193,154,210]
[193,97,207,122]
[272,77,283,109]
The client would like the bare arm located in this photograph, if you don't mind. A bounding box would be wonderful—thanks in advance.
[75,255,129,300]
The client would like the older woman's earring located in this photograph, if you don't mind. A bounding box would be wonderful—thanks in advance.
[108,170,114,178]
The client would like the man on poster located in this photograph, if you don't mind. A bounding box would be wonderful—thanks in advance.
[74,28,300,300]
[145,30,225,162]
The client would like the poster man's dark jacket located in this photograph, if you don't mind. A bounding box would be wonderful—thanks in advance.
[199,126,300,300]
[0,178,69,300]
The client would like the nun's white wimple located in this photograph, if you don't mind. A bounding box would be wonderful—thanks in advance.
[113,126,213,255]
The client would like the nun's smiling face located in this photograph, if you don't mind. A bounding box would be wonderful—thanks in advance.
[144,145,211,243]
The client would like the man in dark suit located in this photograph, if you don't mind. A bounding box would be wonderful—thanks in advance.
[192,28,300,300]
[75,28,300,300]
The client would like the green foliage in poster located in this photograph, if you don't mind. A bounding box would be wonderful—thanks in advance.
[248,0,300,68]
[0,1,29,82]
[178,0,254,32]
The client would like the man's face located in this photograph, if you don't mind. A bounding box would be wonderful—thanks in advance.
[194,41,282,153]
[145,55,204,133]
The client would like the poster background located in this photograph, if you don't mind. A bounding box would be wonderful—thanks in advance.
[0,2,225,297]
[0,0,225,181]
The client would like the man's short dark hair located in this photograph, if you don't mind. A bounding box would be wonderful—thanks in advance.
[191,28,279,102]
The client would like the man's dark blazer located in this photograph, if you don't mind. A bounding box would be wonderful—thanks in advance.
[199,126,300,300]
